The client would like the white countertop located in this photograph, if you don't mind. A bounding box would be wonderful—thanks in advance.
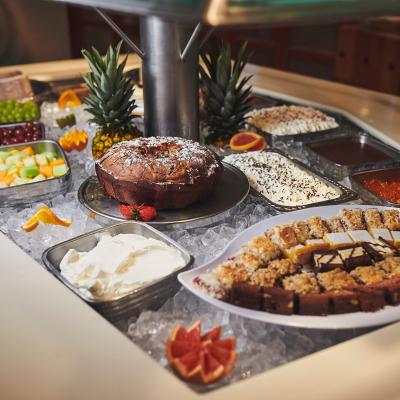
[1,56,400,400]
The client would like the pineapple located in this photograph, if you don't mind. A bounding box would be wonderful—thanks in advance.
[200,42,253,145]
[82,41,141,159]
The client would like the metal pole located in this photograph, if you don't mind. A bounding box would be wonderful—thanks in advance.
[140,16,199,140]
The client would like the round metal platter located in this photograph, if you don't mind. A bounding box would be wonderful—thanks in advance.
[78,162,250,229]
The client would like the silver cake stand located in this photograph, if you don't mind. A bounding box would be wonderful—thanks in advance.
[78,163,250,229]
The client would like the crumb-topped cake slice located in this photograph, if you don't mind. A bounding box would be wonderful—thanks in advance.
[350,266,387,285]
[340,208,365,230]
[267,224,299,250]
[306,216,328,239]
[324,216,345,233]
[376,256,400,278]
[317,268,357,291]
[242,235,281,263]
[363,208,384,230]
[282,273,320,295]
[381,210,400,231]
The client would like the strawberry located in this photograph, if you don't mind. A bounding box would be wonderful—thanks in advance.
[119,204,157,222]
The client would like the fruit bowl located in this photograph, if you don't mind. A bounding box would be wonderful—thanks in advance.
[0,140,71,207]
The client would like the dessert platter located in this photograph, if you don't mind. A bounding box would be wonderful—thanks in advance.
[179,205,400,329]
[79,137,250,228]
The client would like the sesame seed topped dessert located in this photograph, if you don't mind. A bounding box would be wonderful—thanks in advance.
[247,105,338,135]
[224,151,340,207]
[193,208,400,316]
[95,137,223,209]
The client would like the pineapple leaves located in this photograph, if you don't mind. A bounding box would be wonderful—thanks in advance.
[81,41,138,134]
[200,41,253,142]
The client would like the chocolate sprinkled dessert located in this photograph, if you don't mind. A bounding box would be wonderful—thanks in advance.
[95,137,223,209]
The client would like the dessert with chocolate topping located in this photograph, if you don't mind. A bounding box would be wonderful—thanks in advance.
[193,207,400,316]
[95,137,222,209]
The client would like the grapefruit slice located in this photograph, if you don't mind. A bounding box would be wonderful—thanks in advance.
[247,136,267,151]
[229,131,262,151]
[166,321,236,384]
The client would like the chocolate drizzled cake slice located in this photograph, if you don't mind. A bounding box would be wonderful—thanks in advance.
[337,245,373,271]
[362,239,396,261]
[312,250,344,273]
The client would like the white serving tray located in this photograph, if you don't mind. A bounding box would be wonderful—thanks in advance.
[179,205,400,330]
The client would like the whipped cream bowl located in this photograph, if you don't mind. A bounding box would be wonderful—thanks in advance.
[42,222,194,321]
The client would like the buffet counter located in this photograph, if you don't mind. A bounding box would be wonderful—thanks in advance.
[1,56,400,400]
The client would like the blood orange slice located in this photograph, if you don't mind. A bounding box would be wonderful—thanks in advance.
[229,131,262,151]
[166,321,236,384]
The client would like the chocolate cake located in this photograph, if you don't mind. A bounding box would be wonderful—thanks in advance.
[95,137,223,209]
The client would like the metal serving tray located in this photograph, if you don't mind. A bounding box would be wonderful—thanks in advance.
[42,222,194,322]
[237,148,358,213]
[0,121,45,147]
[350,167,400,208]
[246,95,343,146]
[0,140,71,207]
[303,132,400,181]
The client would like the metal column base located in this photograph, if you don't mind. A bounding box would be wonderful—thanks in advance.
[140,16,199,141]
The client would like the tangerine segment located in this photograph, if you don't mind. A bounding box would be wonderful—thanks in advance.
[22,216,39,232]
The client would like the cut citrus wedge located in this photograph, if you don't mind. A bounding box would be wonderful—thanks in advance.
[22,216,39,232]
[248,135,267,151]
[35,206,72,227]
[166,321,236,384]
[229,131,263,151]
[58,90,82,109]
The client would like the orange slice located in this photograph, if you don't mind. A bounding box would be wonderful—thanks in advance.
[229,131,262,151]
[22,216,39,232]
[58,90,82,109]
[35,206,72,227]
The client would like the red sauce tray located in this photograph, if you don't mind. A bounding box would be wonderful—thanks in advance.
[351,167,400,207]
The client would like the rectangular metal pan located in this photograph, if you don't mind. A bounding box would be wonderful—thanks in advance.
[303,132,400,181]
[246,94,344,145]
[0,140,71,207]
[0,121,45,147]
[350,167,400,208]
[42,222,194,322]
[232,148,358,212]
